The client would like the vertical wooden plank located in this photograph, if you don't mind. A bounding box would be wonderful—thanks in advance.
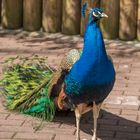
[137,0,140,41]
[0,0,2,23]
[80,0,100,36]
[119,0,138,40]
[23,0,42,31]
[100,0,120,39]
[80,0,87,36]
[90,0,100,8]
[62,0,81,35]
[1,0,23,29]
[42,0,62,33]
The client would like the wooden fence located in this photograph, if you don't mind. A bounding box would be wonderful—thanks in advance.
[0,0,140,41]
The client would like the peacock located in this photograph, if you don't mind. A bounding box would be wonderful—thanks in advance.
[0,1,116,140]
[51,2,116,140]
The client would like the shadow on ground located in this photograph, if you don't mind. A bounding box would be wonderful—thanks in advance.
[54,109,140,140]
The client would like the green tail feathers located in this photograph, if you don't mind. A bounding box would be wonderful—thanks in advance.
[23,87,55,121]
[0,56,55,121]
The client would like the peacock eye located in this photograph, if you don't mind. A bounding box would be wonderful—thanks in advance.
[94,12,98,15]
[93,11,98,17]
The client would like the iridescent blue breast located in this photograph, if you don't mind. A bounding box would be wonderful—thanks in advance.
[64,21,115,105]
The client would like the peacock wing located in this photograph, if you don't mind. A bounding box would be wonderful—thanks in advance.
[48,49,80,98]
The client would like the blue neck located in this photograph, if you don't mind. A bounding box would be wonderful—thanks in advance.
[65,20,115,87]
[80,22,108,65]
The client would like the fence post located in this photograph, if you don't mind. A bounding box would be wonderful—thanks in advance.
[100,0,120,39]
[62,0,81,35]
[137,0,140,41]
[80,0,100,36]
[0,0,1,23]
[119,0,138,40]
[42,0,62,33]
[1,0,23,29]
[23,0,42,31]
[80,0,87,36]
[90,0,100,8]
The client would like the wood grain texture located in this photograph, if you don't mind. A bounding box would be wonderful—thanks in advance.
[23,0,42,31]
[62,0,81,35]
[0,0,2,23]
[100,0,120,39]
[119,0,138,40]
[137,0,140,41]
[1,0,23,29]
[42,0,62,33]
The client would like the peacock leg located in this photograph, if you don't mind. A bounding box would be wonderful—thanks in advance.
[75,107,82,140]
[92,102,102,140]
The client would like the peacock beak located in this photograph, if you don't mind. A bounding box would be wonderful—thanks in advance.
[101,13,108,18]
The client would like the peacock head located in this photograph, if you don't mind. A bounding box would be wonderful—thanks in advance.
[82,2,108,23]
[91,8,108,20]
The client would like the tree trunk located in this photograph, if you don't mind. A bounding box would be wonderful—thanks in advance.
[100,0,120,39]
[119,0,138,40]
[80,0,100,36]
[62,0,81,35]
[42,0,62,33]
[1,0,23,29]
[23,0,42,31]
[137,0,140,41]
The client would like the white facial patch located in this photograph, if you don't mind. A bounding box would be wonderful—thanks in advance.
[92,11,98,17]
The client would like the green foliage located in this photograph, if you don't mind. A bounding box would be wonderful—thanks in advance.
[0,55,55,121]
